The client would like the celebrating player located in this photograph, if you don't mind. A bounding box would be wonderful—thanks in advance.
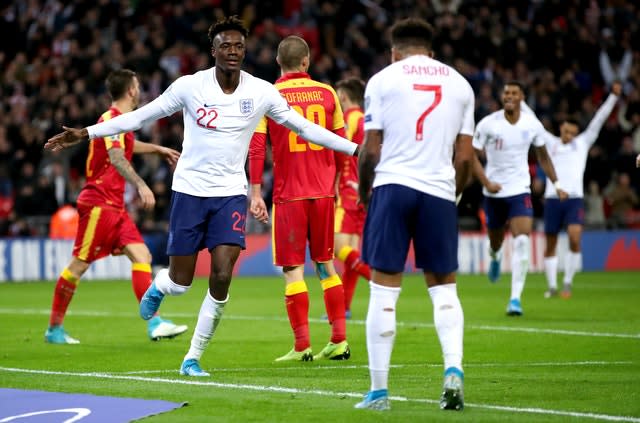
[45,69,187,344]
[333,77,371,318]
[45,17,358,375]
[522,82,622,298]
[472,81,568,316]
[355,18,474,411]
[249,36,350,362]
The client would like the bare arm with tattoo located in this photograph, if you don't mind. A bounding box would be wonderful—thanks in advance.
[107,148,155,209]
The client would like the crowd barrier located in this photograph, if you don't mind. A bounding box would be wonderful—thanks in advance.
[0,231,638,281]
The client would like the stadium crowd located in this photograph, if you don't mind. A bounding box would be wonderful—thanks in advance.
[1,0,639,237]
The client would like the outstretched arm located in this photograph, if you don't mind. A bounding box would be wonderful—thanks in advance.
[46,91,181,151]
[280,109,358,156]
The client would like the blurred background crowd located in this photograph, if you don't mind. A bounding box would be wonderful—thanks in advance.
[1,0,639,238]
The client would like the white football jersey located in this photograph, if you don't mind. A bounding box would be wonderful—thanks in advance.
[86,67,357,197]
[364,55,475,201]
[158,69,292,197]
[537,94,618,198]
[473,110,546,197]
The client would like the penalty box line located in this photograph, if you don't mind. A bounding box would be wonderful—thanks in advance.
[1,366,639,422]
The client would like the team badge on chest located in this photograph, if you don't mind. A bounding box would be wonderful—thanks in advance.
[240,99,254,115]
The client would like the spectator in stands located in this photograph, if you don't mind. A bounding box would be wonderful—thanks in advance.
[607,172,639,228]
[49,204,79,240]
[0,0,638,234]
[584,181,606,229]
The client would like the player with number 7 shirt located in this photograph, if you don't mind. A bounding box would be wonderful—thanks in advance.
[355,18,474,411]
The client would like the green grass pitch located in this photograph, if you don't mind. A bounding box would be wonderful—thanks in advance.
[1,272,638,422]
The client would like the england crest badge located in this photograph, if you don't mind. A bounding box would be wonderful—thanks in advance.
[240,99,254,115]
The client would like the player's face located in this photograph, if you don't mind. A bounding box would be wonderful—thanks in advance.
[130,77,141,108]
[559,122,579,143]
[336,88,348,109]
[501,85,523,113]
[212,30,246,72]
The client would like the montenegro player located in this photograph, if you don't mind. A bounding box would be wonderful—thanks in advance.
[249,36,350,362]
[333,78,372,318]
[45,69,187,344]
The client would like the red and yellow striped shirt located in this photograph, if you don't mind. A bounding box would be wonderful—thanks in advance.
[76,107,135,209]
[250,72,345,203]
[336,106,365,210]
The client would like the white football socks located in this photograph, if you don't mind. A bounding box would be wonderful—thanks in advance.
[510,234,530,301]
[489,247,502,261]
[544,256,558,290]
[184,290,228,362]
[428,283,464,371]
[153,268,189,296]
[366,281,401,392]
[564,252,581,286]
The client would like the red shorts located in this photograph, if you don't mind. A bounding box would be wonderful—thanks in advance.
[272,197,334,266]
[72,203,143,263]
[335,206,366,235]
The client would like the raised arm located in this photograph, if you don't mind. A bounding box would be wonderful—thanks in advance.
[582,81,621,145]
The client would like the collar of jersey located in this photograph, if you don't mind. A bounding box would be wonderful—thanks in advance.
[276,72,311,83]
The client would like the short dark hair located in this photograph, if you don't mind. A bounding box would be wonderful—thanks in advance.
[504,80,526,94]
[105,69,137,101]
[563,116,580,127]
[208,15,249,46]
[390,18,434,50]
[277,36,310,71]
[335,78,365,108]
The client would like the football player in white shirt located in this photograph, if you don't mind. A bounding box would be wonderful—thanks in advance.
[45,16,358,377]
[472,81,568,316]
[522,82,621,299]
[355,18,474,412]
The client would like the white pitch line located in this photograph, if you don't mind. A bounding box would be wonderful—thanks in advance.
[1,367,638,422]
[1,308,639,339]
[116,360,633,374]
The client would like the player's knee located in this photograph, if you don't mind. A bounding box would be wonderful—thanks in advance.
[513,234,530,257]
[211,268,233,284]
[314,262,334,280]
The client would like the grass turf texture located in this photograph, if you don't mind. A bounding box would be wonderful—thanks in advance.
[0,272,638,422]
